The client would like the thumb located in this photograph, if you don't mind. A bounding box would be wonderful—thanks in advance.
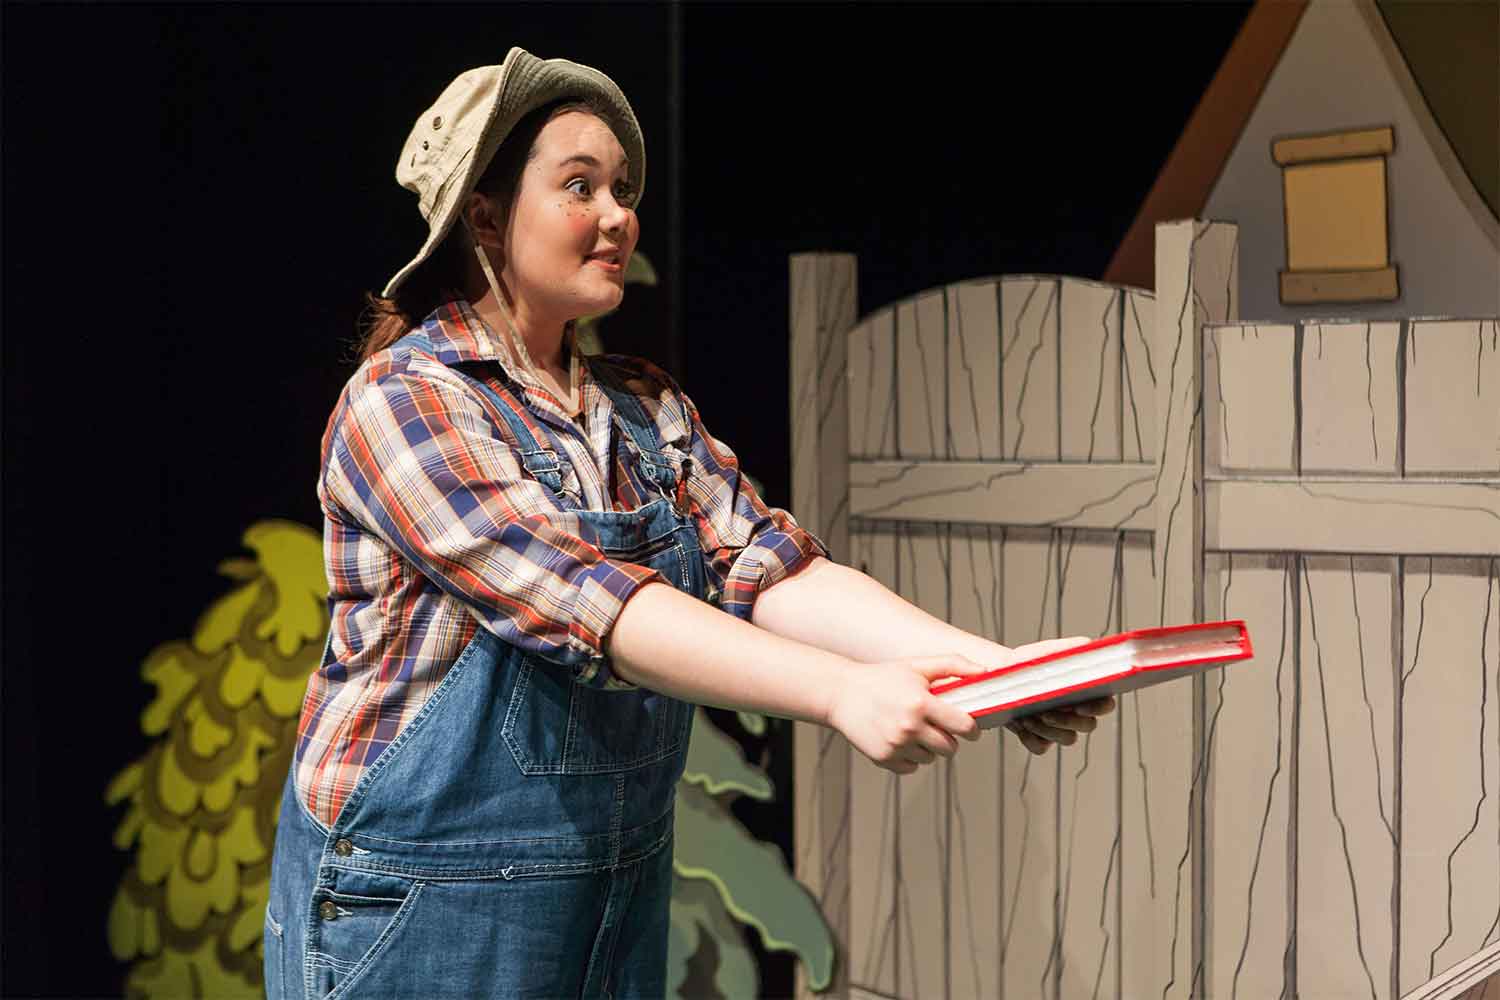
[913,654,991,684]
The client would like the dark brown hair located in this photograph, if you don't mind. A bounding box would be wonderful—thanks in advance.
[354,95,614,362]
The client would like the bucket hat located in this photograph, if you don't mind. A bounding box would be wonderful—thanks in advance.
[382,46,646,299]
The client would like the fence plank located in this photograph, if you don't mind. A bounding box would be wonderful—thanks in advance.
[1399,557,1500,993]
[947,524,1005,1000]
[1119,531,1197,998]
[1205,323,1298,476]
[1301,322,1402,476]
[1406,320,1500,477]
[895,523,951,1000]
[1122,289,1157,463]
[1002,277,1060,461]
[1000,527,1060,1000]
[1056,530,1122,999]
[849,461,1155,531]
[849,308,897,460]
[1060,280,1123,463]
[847,522,900,996]
[790,254,856,1000]
[1206,481,1500,557]
[898,293,947,460]
[1298,555,1399,1000]
[948,280,1004,462]
[1202,553,1298,997]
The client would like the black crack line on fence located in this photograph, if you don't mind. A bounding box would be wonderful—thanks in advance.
[1122,312,1147,462]
[1002,280,1039,365]
[1036,531,1059,643]
[1146,252,1195,623]
[1188,665,1229,1000]
[951,287,985,460]
[1401,561,1434,689]
[913,300,940,458]
[1011,283,1054,460]
[1429,556,1495,979]
[1157,394,1202,629]
[1349,558,1395,842]
[1001,754,1035,970]
[1229,554,1284,1000]
[962,530,988,640]
[1134,690,1158,900]
[1295,484,1500,527]
[1165,610,1232,1000]
[797,727,838,874]
[865,771,898,986]
[1213,326,1232,461]
[1130,293,1158,388]
[856,469,1046,523]
[951,753,985,996]
[1363,323,1380,463]
[1303,562,1380,1000]
[1479,319,1487,399]
[812,271,851,438]
[1087,295,1113,463]
[855,462,922,492]
[891,310,902,460]
[1225,237,1237,319]
[1092,826,1121,1000]
[861,323,880,459]
[1488,557,1500,949]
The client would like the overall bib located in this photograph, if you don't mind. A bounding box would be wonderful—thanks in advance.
[265,335,704,999]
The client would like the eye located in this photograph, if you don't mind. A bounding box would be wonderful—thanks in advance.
[565,177,591,197]
[614,182,637,207]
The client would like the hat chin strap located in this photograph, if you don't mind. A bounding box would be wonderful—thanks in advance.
[468,228,579,414]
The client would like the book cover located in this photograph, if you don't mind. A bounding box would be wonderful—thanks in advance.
[931,620,1254,730]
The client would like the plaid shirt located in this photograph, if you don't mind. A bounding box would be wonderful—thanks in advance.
[296,299,828,824]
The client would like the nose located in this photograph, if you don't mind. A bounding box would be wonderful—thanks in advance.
[600,196,631,241]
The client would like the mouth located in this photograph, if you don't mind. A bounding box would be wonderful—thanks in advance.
[585,250,623,273]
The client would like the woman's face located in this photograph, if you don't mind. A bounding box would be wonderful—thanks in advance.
[499,110,639,329]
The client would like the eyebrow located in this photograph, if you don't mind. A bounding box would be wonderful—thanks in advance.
[557,153,630,174]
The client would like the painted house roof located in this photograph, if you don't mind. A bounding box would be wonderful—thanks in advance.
[1104,0,1499,292]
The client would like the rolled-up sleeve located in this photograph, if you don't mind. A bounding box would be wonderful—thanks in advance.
[323,369,662,688]
[674,390,830,620]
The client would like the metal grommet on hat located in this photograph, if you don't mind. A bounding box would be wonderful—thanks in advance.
[381,47,647,300]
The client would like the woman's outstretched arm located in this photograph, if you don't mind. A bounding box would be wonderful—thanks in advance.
[605,580,988,773]
[748,556,1116,754]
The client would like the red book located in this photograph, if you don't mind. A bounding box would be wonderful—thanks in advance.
[930,620,1254,729]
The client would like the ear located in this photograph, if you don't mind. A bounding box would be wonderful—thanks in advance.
[461,192,505,252]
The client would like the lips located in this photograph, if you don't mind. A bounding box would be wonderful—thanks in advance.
[586,252,622,272]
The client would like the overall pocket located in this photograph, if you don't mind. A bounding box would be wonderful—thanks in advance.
[306,868,424,1000]
[502,656,692,775]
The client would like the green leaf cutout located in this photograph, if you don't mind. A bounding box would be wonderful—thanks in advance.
[668,872,759,999]
[672,782,835,991]
[735,712,766,737]
[682,709,772,801]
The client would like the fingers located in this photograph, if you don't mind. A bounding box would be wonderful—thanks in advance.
[1075,695,1118,716]
[1005,721,1051,755]
[1019,714,1083,746]
[930,700,982,743]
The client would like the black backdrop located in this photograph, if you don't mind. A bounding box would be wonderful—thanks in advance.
[2,4,1250,996]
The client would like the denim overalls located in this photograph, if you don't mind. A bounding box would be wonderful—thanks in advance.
[265,333,704,999]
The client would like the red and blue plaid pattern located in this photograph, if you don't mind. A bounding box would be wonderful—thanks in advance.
[295,299,828,824]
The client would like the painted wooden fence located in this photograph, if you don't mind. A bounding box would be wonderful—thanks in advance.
[789,219,1500,999]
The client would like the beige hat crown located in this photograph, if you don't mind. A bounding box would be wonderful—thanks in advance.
[382,47,646,299]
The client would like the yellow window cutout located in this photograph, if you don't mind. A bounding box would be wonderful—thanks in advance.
[1273,126,1399,304]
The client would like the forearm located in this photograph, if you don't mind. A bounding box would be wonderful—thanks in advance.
[604,580,854,725]
[749,556,1011,666]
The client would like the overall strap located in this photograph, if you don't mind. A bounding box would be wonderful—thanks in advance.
[393,326,572,501]
[468,376,571,501]
[586,358,690,506]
